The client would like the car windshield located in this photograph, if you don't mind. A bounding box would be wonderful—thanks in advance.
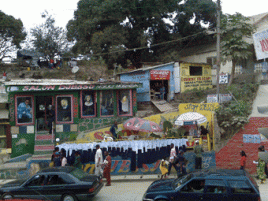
[70,168,90,180]
[173,174,192,188]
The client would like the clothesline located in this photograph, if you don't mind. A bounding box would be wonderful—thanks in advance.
[57,138,188,156]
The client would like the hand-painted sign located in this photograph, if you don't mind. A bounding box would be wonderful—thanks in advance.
[219,73,228,84]
[243,134,261,143]
[150,70,170,80]
[253,28,268,60]
[6,83,142,93]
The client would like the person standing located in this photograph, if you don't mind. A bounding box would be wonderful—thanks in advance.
[53,147,61,167]
[200,125,209,139]
[240,150,247,170]
[167,143,179,176]
[73,151,83,169]
[103,151,112,186]
[259,145,268,178]
[177,150,187,176]
[110,121,118,139]
[194,141,204,170]
[61,149,68,167]
[95,144,103,176]
[47,105,55,134]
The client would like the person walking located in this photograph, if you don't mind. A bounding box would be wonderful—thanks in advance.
[177,150,187,176]
[256,147,266,184]
[240,150,247,170]
[159,157,169,179]
[167,143,179,176]
[95,144,103,176]
[103,151,112,186]
[194,141,204,170]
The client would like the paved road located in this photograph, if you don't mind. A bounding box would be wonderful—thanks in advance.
[92,181,152,201]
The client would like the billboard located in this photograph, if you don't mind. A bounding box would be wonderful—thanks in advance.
[253,29,268,60]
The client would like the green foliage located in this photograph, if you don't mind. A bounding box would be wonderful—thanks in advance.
[0,11,26,60]
[215,83,259,137]
[31,11,70,56]
[67,0,217,68]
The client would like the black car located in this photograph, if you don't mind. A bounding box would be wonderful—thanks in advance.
[0,166,103,201]
[143,169,261,201]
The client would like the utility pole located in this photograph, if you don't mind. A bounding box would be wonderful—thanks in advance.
[216,0,221,102]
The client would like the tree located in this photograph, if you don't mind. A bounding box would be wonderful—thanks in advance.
[220,13,254,85]
[31,11,71,56]
[67,0,217,69]
[0,11,26,61]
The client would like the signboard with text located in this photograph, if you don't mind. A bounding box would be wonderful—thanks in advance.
[253,28,268,60]
[219,73,228,84]
[150,70,170,80]
[207,94,232,103]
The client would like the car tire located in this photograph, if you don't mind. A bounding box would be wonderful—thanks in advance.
[61,194,77,201]
[2,193,13,199]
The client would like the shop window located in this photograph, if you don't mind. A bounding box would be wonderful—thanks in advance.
[100,91,114,116]
[117,90,132,116]
[81,91,96,118]
[190,66,203,76]
[56,95,73,123]
[15,95,34,125]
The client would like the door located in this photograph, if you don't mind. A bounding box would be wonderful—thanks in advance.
[176,179,205,201]
[36,96,53,131]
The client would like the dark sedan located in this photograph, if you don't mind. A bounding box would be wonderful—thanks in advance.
[0,166,103,201]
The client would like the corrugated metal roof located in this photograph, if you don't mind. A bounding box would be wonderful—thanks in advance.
[117,62,175,75]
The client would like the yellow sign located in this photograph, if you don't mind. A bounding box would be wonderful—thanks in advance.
[180,63,212,93]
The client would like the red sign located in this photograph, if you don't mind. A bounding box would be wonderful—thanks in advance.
[150,70,170,80]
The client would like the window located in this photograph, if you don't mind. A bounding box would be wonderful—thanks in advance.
[189,66,203,76]
[15,95,34,125]
[228,180,256,194]
[47,175,67,185]
[56,95,73,123]
[207,57,217,68]
[118,90,132,116]
[205,179,227,193]
[27,175,46,186]
[181,179,205,193]
[100,91,114,116]
[81,91,96,118]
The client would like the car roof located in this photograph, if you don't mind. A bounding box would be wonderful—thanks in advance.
[191,169,248,180]
[38,166,76,174]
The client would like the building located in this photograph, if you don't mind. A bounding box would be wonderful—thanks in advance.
[4,79,141,158]
[118,62,212,103]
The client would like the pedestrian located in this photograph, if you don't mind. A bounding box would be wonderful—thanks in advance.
[47,105,55,134]
[256,147,266,184]
[240,150,247,170]
[193,141,204,170]
[259,145,268,177]
[110,121,118,140]
[160,157,169,179]
[73,151,83,169]
[103,151,111,186]
[160,85,165,100]
[61,149,68,167]
[95,144,103,176]
[53,147,61,167]
[167,143,179,176]
[177,150,187,176]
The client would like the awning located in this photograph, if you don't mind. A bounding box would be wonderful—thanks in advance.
[0,109,9,119]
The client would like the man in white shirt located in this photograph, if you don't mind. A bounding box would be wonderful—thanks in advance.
[95,144,103,176]
[168,143,180,176]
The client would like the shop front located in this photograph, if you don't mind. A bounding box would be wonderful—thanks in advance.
[5,79,142,158]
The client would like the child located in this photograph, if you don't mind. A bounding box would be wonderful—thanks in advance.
[160,157,169,179]
[240,150,246,170]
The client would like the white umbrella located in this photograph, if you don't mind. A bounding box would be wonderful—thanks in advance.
[174,112,207,126]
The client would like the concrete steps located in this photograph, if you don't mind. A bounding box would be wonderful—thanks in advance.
[34,133,55,156]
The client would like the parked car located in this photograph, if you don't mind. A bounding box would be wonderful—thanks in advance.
[142,169,261,201]
[0,166,103,201]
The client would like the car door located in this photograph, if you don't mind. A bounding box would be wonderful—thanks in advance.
[20,174,47,200]
[203,179,229,201]
[176,179,205,201]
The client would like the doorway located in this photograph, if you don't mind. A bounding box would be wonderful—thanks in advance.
[35,96,53,131]
[150,80,169,101]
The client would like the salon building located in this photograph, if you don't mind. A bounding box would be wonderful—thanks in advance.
[118,62,212,102]
[4,79,141,158]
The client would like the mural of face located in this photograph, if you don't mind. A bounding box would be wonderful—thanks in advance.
[61,99,68,109]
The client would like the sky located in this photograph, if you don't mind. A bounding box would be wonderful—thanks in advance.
[1,0,268,31]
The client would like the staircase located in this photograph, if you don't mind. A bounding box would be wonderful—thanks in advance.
[151,100,174,113]
[33,131,55,159]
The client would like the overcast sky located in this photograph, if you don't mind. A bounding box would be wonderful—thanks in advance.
[1,0,267,31]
